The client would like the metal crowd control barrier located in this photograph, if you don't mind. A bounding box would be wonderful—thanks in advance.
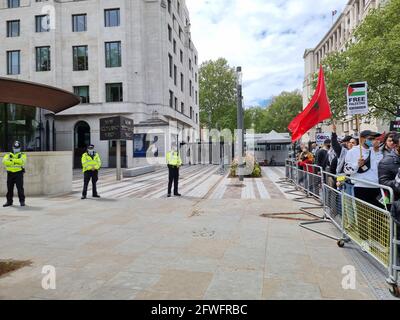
[283,159,400,297]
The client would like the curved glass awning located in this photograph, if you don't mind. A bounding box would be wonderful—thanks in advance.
[0,77,80,113]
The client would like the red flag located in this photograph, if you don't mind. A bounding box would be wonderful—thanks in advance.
[288,65,332,142]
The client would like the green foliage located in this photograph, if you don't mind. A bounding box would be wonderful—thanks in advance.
[319,0,400,121]
[229,154,262,178]
[244,91,303,133]
[199,58,238,132]
[251,163,262,177]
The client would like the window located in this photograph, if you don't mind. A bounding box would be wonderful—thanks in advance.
[173,39,176,54]
[196,113,198,124]
[7,50,20,75]
[179,27,182,40]
[169,90,173,108]
[173,65,177,86]
[195,91,198,104]
[181,102,184,114]
[106,83,123,102]
[36,46,51,71]
[190,107,193,119]
[104,8,120,27]
[174,97,178,110]
[8,0,19,8]
[180,73,184,92]
[189,80,192,96]
[72,14,87,32]
[167,0,171,14]
[168,25,172,42]
[180,50,183,63]
[73,45,88,71]
[105,41,121,68]
[7,20,20,37]
[189,58,192,71]
[74,86,90,104]
[35,15,50,32]
[168,54,173,78]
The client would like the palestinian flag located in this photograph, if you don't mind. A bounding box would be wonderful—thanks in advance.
[348,83,366,97]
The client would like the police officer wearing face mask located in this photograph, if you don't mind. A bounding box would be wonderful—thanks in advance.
[2,141,27,207]
[344,130,384,249]
[81,144,102,200]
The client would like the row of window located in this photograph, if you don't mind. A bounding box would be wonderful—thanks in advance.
[169,89,198,124]
[168,54,198,104]
[5,42,121,74]
[74,83,123,104]
[5,9,120,37]
[168,23,197,66]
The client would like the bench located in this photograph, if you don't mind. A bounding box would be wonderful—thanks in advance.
[122,165,156,178]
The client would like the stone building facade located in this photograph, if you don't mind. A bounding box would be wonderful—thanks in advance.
[0,0,200,167]
[303,0,388,142]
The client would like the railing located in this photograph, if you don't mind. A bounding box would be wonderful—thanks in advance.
[284,159,400,297]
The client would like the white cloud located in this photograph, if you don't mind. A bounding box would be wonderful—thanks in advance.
[186,0,349,107]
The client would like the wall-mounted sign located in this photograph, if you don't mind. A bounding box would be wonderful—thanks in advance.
[347,82,368,116]
[100,116,134,141]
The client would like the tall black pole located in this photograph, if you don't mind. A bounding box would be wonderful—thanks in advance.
[236,67,244,182]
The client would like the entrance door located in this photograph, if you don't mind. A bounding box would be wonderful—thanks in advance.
[74,121,90,169]
[109,141,127,168]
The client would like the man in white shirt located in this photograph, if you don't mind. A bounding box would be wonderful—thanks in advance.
[344,130,383,245]
[344,130,383,206]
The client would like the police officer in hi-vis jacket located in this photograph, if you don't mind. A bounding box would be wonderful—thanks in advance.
[166,143,182,198]
[81,144,102,200]
[2,141,26,207]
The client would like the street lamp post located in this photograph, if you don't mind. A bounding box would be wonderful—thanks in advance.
[236,66,244,182]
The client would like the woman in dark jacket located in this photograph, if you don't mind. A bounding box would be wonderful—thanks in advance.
[378,133,400,281]
[378,133,400,202]
[382,132,397,157]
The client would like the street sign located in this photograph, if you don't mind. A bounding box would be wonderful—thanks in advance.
[347,82,368,116]
[100,116,134,141]
[315,132,331,146]
[390,120,400,133]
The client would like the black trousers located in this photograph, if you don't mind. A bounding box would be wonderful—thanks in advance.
[168,165,179,195]
[6,171,25,204]
[82,170,99,197]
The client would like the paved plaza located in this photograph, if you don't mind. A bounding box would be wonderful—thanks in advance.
[0,166,393,299]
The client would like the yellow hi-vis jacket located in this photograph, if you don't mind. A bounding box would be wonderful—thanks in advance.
[166,151,182,167]
[81,152,102,173]
[2,152,27,173]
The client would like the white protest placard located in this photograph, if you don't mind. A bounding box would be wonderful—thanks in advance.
[347,82,368,116]
[315,132,331,146]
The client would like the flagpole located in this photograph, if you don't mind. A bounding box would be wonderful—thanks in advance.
[356,115,362,159]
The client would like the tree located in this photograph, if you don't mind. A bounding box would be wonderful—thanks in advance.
[199,58,238,132]
[321,0,400,121]
[244,91,303,133]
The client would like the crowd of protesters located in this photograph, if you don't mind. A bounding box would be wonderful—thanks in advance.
[293,126,400,254]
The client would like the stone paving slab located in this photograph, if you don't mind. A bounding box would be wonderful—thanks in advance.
[0,167,387,300]
[0,194,379,300]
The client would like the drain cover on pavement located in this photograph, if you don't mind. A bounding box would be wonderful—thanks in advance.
[192,228,216,238]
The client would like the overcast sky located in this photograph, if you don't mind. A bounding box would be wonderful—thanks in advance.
[186,0,349,107]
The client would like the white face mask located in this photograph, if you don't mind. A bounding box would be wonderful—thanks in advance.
[13,148,21,154]
[88,150,95,156]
